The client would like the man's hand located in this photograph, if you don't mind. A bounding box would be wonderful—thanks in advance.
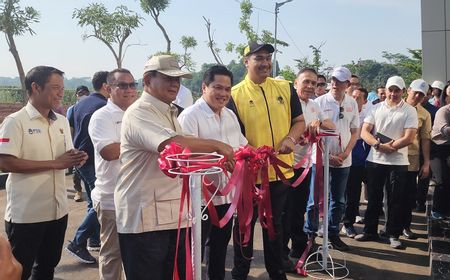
[308,119,321,138]
[0,236,22,280]
[378,141,397,154]
[277,137,296,154]
[329,154,343,167]
[215,142,235,163]
[419,161,430,179]
[54,149,88,169]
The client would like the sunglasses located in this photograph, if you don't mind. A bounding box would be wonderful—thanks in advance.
[339,106,344,119]
[317,83,327,87]
[111,82,138,90]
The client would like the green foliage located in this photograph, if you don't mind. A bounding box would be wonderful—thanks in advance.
[278,65,296,82]
[382,49,421,85]
[73,3,142,67]
[0,0,39,36]
[294,43,326,73]
[179,35,197,70]
[139,0,169,15]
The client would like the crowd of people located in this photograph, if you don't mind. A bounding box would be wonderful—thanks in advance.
[0,41,449,280]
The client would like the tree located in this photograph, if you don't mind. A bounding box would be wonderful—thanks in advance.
[203,16,223,65]
[294,43,326,73]
[0,0,39,103]
[278,65,296,82]
[179,35,197,71]
[73,3,142,68]
[140,0,171,53]
[382,49,421,85]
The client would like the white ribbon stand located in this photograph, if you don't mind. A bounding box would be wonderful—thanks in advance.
[304,133,349,279]
[166,153,224,280]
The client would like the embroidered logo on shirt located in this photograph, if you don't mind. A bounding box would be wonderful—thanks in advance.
[59,128,64,134]
[277,96,284,104]
[0,138,10,143]
[346,107,353,112]
[28,128,41,134]
[249,100,255,107]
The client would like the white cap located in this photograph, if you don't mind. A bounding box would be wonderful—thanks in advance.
[409,79,429,94]
[331,67,351,82]
[431,80,445,91]
[386,76,405,90]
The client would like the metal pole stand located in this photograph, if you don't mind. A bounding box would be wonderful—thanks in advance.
[167,153,224,280]
[304,138,349,279]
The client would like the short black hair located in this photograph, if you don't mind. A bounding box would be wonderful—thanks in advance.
[317,74,326,81]
[25,66,64,96]
[296,67,317,77]
[92,71,109,91]
[376,86,385,91]
[356,87,368,100]
[203,65,233,86]
[351,74,359,79]
[107,68,132,85]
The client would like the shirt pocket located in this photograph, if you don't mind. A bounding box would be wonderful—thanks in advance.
[154,185,182,225]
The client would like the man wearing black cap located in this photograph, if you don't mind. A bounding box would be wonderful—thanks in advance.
[227,42,305,280]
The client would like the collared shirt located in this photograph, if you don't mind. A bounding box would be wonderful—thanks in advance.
[364,100,418,166]
[174,84,193,109]
[315,92,360,168]
[115,92,186,234]
[178,97,248,205]
[432,104,450,145]
[89,100,124,211]
[294,99,326,168]
[0,102,73,223]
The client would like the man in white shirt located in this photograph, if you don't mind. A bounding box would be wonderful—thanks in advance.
[355,76,418,249]
[283,68,335,259]
[178,65,247,280]
[88,68,137,280]
[306,66,359,252]
[114,55,234,280]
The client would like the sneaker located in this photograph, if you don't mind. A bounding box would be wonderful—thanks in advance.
[329,235,349,251]
[355,233,379,242]
[431,211,445,220]
[402,228,416,239]
[74,191,83,202]
[87,243,101,252]
[355,216,364,224]
[389,237,402,249]
[65,242,96,264]
[317,227,324,238]
[342,225,357,238]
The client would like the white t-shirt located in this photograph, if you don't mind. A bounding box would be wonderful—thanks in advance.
[294,99,327,168]
[89,100,124,211]
[174,84,194,109]
[364,100,418,165]
[178,97,248,205]
[315,93,360,168]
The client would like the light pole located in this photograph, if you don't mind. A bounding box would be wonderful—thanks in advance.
[272,0,293,77]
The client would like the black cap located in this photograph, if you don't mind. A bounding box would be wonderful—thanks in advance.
[75,85,89,96]
[244,42,275,56]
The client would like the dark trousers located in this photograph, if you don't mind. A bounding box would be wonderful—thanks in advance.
[5,215,68,280]
[403,171,419,229]
[73,169,82,192]
[232,180,289,280]
[432,154,450,214]
[118,229,187,280]
[363,162,407,238]
[201,204,233,280]
[282,168,311,255]
[416,155,431,208]
[343,165,365,227]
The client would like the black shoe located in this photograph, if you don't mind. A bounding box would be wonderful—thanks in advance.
[379,229,388,238]
[329,235,349,251]
[282,257,295,273]
[403,228,416,239]
[355,233,379,242]
[65,241,96,264]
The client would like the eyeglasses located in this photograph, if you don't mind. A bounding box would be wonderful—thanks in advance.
[111,82,138,90]
[339,106,344,119]
[317,83,327,87]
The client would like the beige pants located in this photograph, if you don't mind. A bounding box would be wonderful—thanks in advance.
[94,202,124,280]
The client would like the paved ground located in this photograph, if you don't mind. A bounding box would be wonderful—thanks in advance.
[0,175,431,280]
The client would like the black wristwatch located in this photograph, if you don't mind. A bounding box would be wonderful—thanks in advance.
[373,140,380,150]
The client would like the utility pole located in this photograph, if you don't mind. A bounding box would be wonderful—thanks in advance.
[273,0,293,77]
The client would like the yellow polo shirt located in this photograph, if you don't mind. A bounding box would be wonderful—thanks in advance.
[231,75,297,181]
[0,102,73,223]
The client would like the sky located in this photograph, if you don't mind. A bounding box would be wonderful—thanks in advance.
[0,0,422,78]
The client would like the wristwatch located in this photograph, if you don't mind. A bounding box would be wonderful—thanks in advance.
[373,140,381,150]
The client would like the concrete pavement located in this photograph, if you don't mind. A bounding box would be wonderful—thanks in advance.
[0,175,430,279]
